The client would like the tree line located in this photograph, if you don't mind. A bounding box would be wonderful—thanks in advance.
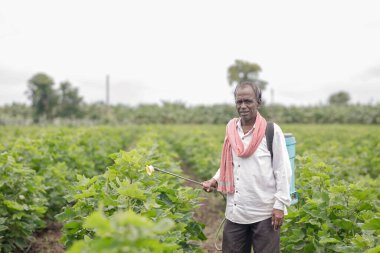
[1,60,379,125]
[1,100,380,125]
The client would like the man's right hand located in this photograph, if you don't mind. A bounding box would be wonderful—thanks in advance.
[202,178,218,192]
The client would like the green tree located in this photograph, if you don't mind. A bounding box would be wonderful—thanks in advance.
[328,91,351,105]
[26,73,58,122]
[56,81,83,118]
[227,59,268,90]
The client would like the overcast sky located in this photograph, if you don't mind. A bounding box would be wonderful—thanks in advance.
[1,0,379,106]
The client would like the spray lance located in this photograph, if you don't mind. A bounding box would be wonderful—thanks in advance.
[146,165,207,187]
[145,165,224,251]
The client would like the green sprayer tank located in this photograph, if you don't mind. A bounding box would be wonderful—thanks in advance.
[285,133,298,205]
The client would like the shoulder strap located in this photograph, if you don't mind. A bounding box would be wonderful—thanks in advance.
[265,122,274,161]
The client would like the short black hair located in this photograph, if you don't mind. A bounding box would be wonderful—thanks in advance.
[234,80,262,105]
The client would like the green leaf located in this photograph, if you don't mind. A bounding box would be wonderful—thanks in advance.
[83,211,112,237]
[186,221,207,241]
[333,218,355,231]
[66,240,87,253]
[329,185,347,194]
[3,200,24,211]
[351,234,372,249]
[64,221,81,229]
[362,218,380,230]
[309,218,321,226]
[74,184,97,199]
[153,218,175,234]
[319,237,340,245]
[117,181,146,200]
[367,245,380,253]
[0,225,8,232]
[0,217,7,224]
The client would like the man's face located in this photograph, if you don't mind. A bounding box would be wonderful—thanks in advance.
[235,85,259,124]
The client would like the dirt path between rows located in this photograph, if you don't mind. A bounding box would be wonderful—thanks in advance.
[27,221,64,253]
[181,165,226,253]
[194,191,226,253]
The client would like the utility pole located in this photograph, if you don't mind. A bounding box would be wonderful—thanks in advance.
[106,74,110,105]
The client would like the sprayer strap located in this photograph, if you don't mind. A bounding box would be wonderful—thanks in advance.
[265,122,274,161]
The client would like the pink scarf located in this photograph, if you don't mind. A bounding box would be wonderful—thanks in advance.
[218,112,267,193]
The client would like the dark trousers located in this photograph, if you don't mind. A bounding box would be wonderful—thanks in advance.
[222,218,280,253]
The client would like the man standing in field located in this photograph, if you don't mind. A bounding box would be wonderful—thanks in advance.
[202,81,292,253]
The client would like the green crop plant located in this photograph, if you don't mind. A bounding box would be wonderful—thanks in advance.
[57,135,206,252]
[281,156,380,252]
[0,152,47,252]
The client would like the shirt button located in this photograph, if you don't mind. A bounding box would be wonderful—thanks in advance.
[236,191,238,193]
[234,204,236,206]
[237,178,239,180]
[238,164,240,167]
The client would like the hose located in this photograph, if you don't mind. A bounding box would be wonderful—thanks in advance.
[213,191,226,251]
[214,217,226,251]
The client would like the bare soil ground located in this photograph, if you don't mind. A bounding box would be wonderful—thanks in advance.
[194,191,226,253]
[28,221,64,253]
[181,165,226,253]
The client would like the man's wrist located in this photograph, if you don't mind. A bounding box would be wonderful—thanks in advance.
[273,200,284,211]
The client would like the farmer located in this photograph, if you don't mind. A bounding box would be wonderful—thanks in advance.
[202,80,291,253]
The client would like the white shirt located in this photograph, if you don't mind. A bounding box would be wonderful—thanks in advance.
[213,120,292,224]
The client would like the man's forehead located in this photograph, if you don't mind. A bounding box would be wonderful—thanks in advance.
[235,87,256,97]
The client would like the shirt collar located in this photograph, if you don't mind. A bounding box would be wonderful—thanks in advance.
[237,118,255,135]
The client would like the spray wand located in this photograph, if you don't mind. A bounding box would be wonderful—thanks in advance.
[145,165,219,192]
[145,165,203,185]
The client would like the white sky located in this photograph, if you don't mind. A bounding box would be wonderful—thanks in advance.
[1,0,379,106]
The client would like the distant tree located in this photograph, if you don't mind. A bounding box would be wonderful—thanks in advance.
[227,60,268,90]
[26,73,58,122]
[328,91,351,105]
[56,81,83,118]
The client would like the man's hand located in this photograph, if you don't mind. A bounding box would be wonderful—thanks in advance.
[202,178,218,192]
[272,208,284,231]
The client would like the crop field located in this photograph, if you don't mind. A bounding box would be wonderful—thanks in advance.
[0,124,379,252]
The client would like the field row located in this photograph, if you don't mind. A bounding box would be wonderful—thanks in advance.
[1,125,379,252]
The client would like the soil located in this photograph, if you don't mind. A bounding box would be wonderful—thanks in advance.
[194,191,226,253]
[27,221,64,253]
[181,165,226,253]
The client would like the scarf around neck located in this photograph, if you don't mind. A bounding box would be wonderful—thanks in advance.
[217,112,267,193]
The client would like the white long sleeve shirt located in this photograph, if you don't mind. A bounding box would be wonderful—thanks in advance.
[213,120,292,224]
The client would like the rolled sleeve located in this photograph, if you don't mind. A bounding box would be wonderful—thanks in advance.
[213,168,220,181]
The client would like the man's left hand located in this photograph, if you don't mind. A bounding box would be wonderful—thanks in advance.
[271,208,284,231]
